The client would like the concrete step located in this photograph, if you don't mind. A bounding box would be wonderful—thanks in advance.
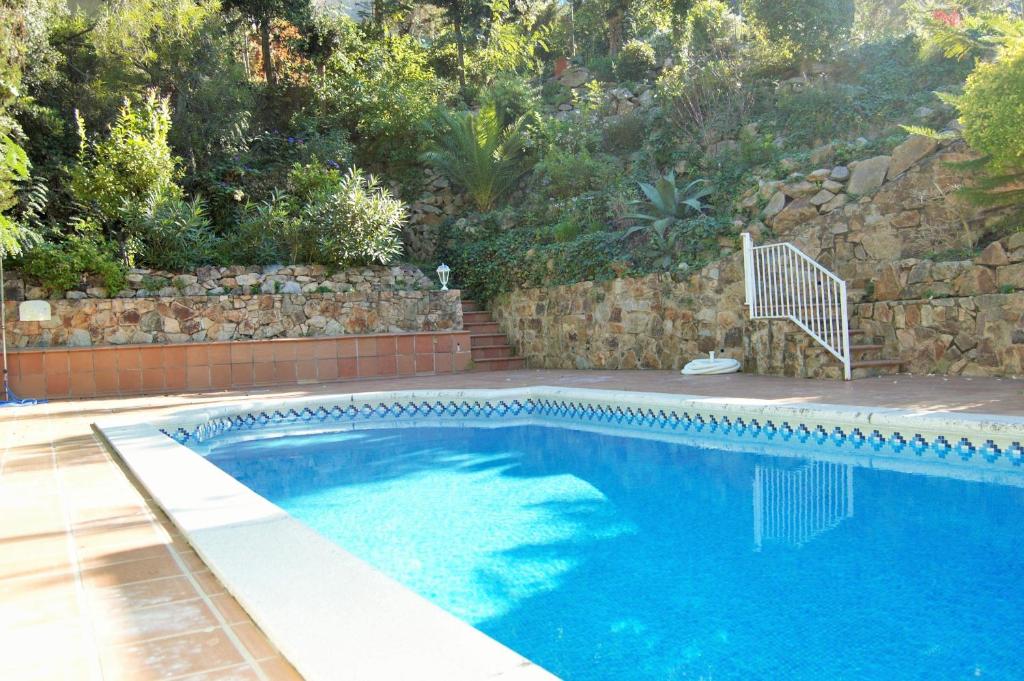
[851,358,902,369]
[471,345,516,360]
[461,300,481,312]
[463,310,493,324]
[850,343,884,354]
[470,333,509,347]
[465,321,501,335]
[473,357,527,371]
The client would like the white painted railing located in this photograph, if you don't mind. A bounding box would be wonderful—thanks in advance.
[741,232,852,380]
[753,461,855,551]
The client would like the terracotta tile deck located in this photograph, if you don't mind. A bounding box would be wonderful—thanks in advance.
[2,369,1023,680]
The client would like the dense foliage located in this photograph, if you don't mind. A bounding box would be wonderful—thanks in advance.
[0,0,1019,301]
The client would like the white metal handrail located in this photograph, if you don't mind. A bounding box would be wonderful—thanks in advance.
[741,232,852,380]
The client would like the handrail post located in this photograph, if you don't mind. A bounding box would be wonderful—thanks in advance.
[839,279,851,381]
[741,232,754,309]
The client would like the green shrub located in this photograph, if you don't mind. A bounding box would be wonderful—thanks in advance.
[215,192,292,266]
[656,59,752,144]
[535,146,622,198]
[421,105,534,211]
[21,225,126,295]
[683,0,743,58]
[297,168,405,267]
[772,82,864,147]
[602,113,647,153]
[958,39,1024,172]
[615,40,657,81]
[541,79,571,107]
[70,92,182,245]
[742,0,854,61]
[481,74,541,128]
[443,228,631,301]
[128,194,219,271]
[310,29,448,171]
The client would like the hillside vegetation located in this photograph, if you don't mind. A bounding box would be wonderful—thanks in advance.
[0,0,1022,299]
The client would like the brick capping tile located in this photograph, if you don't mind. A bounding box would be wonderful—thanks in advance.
[8,330,474,400]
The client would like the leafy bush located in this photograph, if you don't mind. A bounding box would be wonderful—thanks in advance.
[443,228,631,301]
[421,105,533,211]
[656,59,753,144]
[297,168,405,267]
[128,194,219,271]
[534,146,622,199]
[481,74,540,127]
[70,93,181,248]
[215,192,292,265]
[772,81,864,147]
[21,225,126,295]
[602,112,648,153]
[948,35,1024,209]
[310,28,448,170]
[683,0,743,58]
[742,0,854,61]
[615,40,657,81]
[958,38,1024,172]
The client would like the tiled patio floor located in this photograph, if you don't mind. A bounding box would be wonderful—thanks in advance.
[3,369,1023,680]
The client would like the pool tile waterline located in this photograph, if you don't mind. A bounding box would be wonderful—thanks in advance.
[167,398,1024,467]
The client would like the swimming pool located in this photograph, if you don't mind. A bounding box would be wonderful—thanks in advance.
[189,411,1024,680]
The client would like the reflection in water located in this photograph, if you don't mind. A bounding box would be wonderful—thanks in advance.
[201,423,1024,681]
[753,461,854,550]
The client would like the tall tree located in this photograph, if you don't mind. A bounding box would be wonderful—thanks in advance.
[0,0,36,257]
[222,0,310,84]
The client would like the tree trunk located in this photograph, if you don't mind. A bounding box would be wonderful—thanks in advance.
[607,8,624,58]
[454,14,467,92]
[260,17,275,85]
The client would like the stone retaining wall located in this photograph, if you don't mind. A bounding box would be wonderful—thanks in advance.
[4,264,436,301]
[491,142,1024,379]
[5,289,462,348]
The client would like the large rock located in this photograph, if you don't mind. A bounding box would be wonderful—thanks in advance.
[558,66,591,88]
[887,135,939,180]
[762,191,787,219]
[772,199,819,233]
[847,155,891,195]
[809,190,835,207]
[975,241,1010,267]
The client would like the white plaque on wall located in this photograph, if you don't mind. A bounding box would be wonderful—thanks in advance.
[19,300,52,322]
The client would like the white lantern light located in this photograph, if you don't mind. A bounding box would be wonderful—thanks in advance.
[436,263,451,291]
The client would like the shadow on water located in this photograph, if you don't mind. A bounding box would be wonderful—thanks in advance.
[201,422,1024,681]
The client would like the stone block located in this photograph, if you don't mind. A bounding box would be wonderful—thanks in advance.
[847,155,891,195]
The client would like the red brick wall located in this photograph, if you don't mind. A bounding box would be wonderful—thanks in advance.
[5,332,472,400]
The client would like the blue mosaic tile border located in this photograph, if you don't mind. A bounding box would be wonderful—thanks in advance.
[162,399,1024,467]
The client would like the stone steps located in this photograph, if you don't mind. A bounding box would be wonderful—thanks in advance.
[463,300,526,371]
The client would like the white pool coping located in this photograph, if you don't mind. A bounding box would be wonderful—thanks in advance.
[94,386,1024,681]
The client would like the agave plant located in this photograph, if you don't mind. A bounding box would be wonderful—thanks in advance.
[421,104,533,211]
[621,172,713,268]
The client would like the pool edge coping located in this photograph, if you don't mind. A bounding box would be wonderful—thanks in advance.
[94,385,1024,681]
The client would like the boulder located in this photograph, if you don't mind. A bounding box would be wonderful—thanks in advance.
[558,66,591,88]
[782,180,817,198]
[820,193,849,213]
[975,241,1010,267]
[809,190,835,207]
[887,135,939,180]
[829,166,850,182]
[762,191,787,219]
[772,199,819,233]
[847,155,891,195]
[822,179,844,193]
[806,168,831,182]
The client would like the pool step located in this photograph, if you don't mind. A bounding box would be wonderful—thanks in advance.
[463,300,526,371]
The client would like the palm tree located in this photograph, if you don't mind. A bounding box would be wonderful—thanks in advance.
[421,105,533,212]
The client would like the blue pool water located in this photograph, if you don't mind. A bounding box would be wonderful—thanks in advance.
[199,422,1024,680]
